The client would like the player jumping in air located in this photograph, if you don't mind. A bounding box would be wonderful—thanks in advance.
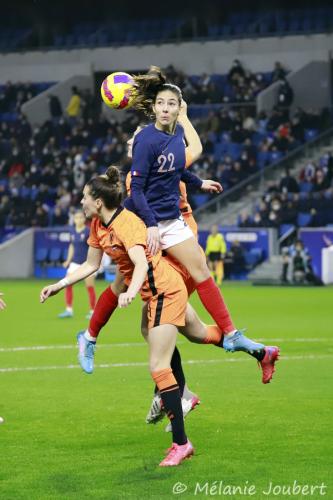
[124,66,276,362]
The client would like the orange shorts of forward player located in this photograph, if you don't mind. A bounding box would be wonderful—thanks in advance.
[141,258,188,330]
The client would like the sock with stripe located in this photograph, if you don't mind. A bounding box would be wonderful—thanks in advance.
[87,286,118,339]
[152,368,187,445]
[154,346,185,396]
[196,277,235,333]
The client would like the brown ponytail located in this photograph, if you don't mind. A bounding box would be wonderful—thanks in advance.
[132,65,182,117]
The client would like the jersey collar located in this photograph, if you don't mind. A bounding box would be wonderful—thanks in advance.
[102,206,124,228]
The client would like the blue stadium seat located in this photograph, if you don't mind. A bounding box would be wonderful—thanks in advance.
[305,129,319,141]
[279,224,295,237]
[297,212,312,227]
[49,247,62,263]
[299,182,313,193]
[192,194,210,207]
[35,247,48,263]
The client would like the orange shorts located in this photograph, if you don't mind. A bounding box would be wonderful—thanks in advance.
[163,254,196,298]
[140,258,188,330]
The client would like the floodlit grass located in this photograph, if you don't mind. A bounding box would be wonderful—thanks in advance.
[0,280,332,499]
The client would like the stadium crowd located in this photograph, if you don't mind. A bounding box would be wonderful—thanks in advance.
[238,152,333,229]
[0,61,331,232]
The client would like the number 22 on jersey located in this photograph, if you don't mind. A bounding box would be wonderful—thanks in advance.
[157,153,175,173]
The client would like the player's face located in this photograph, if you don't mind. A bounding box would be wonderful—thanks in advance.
[81,186,100,219]
[74,212,86,227]
[127,126,142,158]
[153,90,180,129]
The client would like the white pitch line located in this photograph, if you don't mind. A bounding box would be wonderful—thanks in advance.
[0,337,331,354]
[0,354,332,374]
[0,342,148,353]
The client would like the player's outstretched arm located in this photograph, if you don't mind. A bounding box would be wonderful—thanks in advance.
[118,245,148,308]
[40,247,103,303]
[181,170,223,193]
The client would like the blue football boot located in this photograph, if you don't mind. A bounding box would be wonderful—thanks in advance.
[223,330,264,354]
[77,331,96,374]
[58,310,73,318]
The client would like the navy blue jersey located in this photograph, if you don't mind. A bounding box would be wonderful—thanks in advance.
[70,226,90,264]
[124,124,201,226]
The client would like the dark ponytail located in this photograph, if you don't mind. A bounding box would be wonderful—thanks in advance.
[86,166,122,210]
[132,66,182,117]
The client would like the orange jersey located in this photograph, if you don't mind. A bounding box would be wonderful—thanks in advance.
[88,207,159,287]
[87,207,188,328]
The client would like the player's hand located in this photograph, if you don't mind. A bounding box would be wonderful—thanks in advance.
[118,291,136,308]
[178,99,188,119]
[0,293,6,310]
[201,180,223,193]
[147,226,161,256]
[40,283,62,303]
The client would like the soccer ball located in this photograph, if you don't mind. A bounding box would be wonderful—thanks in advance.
[101,72,135,110]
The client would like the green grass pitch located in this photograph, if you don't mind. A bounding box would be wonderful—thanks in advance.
[0,280,332,499]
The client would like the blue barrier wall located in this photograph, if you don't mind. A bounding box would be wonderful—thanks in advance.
[299,228,333,278]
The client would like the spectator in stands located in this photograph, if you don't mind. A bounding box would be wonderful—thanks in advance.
[252,212,264,227]
[48,94,62,121]
[66,86,81,124]
[227,59,246,84]
[277,78,294,109]
[238,210,253,228]
[279,167,300,193]
[0,195,11,226]
[272,61,287,83]
[31,204,49,227]
[266,107,285,131]
[299,161,316,183]
[224,239,246,276]
[313,168,331,192]
[52,206,68,226]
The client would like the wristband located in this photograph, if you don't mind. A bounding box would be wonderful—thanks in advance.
[59,278,70,288]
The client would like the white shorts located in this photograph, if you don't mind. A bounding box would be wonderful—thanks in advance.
[158,216,194,250]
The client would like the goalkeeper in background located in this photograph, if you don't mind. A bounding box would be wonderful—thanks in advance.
[205,225,226,286]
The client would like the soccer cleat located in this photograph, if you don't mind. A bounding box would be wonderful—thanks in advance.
[223,330,264,353]
[165,396,201,432]
[259,346,280,384]
[58,310,73,319]
[146,394,165,424]
[77,331,96,374]
[159,440,194,467]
